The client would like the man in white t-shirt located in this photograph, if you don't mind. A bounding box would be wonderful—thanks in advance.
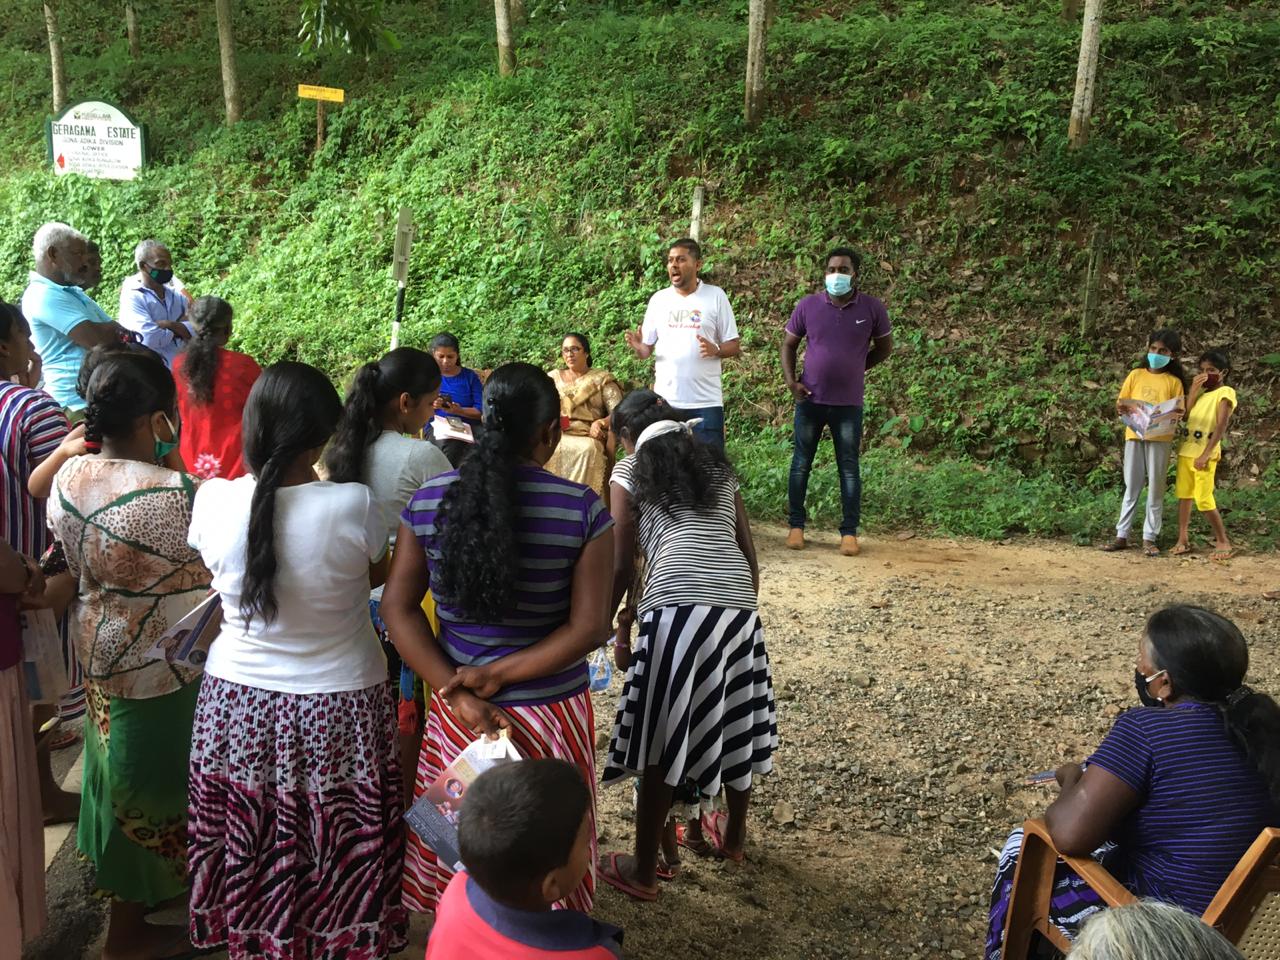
[624,238,740,448]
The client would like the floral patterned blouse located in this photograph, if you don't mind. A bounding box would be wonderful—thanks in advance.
[48,457,211,699]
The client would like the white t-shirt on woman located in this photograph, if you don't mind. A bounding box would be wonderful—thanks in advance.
[189,476,389,694]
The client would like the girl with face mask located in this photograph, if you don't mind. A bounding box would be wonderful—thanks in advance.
[47,349,212,960]
[985,605,1280,959]
[1170,350,1237,560]
[1104,329,1188,557]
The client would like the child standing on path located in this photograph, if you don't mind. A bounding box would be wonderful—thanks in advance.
[1103,330,1185,557]
[1171,350,1237,561]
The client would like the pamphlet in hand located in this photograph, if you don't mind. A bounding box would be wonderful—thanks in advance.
[144,592,222,668]
[404,733,522,871]
[432,414,475,444]
[1120,396,1183,440]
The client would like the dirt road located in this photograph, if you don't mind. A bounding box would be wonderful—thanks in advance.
[32,527,1279,959]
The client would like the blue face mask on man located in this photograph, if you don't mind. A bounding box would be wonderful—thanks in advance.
[1147,352,1171,370]
[825,272,853,297]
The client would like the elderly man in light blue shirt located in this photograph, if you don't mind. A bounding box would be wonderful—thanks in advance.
[118,238,192,368]
[20,222,125,412]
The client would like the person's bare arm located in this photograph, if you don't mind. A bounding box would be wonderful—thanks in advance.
[715,337,742,359]
[625,326,654,360]
[1194,399,1235,470]
[381,523,511,736]
[441,530,615,697]
[29,425,87,498]
[368,550,390,590]
[733,490,759,594]
[1044,763,1140,855]
[0,541,30,594]
[782,331,811,401]
[609,484,637,614]
[66,320,124,349]
[867,333,893,371]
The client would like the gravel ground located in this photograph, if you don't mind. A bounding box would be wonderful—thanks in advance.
[32,526,1280,959]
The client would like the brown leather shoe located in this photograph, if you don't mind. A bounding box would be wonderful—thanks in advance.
[840,535,861,556]
[1101,538,1129,552]
[785,528,805,550]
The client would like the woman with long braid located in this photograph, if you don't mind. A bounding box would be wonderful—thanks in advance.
[382,362,614,915]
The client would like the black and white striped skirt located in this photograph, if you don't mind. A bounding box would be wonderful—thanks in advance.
[602,604,777,795]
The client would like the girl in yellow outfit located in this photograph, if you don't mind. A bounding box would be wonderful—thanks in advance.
[1104,330,1185,557]
[1171,349,1237,560]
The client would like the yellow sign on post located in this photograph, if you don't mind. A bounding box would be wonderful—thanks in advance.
[297,84,345,103]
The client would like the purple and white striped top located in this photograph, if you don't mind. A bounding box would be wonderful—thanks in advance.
[1,381,69,558]
[1088,701,1279,914]
[401,465,613,707]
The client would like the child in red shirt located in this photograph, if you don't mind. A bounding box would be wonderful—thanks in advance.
[425,759,624,959]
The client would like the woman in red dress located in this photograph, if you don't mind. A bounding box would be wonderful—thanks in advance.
[173,297,262,479]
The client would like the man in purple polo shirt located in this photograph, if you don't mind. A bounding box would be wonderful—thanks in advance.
[781,247,892,556]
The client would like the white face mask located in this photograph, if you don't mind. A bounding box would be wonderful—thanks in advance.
[825,273,853,296]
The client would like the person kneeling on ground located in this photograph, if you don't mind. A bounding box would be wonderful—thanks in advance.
[426,759,624,959]
[1072,900,1244,960]
[984,604,1280,959]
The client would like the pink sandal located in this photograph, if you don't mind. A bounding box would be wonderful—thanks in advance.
[700,810,745,863]
[597,852,658,902]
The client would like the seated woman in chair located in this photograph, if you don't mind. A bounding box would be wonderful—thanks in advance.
[985,605,1280,959]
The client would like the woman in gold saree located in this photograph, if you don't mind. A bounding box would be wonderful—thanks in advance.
[546,332,623,498]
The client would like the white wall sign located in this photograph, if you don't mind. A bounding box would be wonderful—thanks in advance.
[46,101,146,181]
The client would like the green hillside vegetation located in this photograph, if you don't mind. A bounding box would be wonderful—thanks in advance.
[1,0,1277,543]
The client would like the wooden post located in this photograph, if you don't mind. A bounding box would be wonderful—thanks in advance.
[125,3,141,58]
[215,0,242,125]
[744,0,769,128]
[689,184,705,242]
[316,100,326,152]
[1068,0,1104,149]
[1080,227,1105,337]
[494,0,516,77]
[43,1,67,114]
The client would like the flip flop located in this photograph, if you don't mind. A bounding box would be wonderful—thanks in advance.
[1170,545,1193,557]
[597,852,657,902]
[700,810,745,864]
[675,821,715,858]
[1211,548,1236,562]
[656,853,679,881]
[1263,590,1280,602]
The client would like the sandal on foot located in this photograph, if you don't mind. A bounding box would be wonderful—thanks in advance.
[676,822,714,858]
[656,853,680,881]
[1101,538,1129,552]
[1263,590,1280,602]
[1170,544,1193,557]
[1212,548,1236,562]
[700,810,746,864]
[598,852,658,902]
[1142,543,1161,557]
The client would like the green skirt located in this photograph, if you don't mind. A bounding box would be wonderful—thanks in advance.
[78,679,201,905]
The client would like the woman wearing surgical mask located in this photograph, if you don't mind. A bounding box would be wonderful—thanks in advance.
[48,349,212,960]
[984,605,1280,959]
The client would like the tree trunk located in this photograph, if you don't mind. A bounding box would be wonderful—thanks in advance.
[125,3,141,59]
[1080,226,1106,336]
[494,0,516,77]
[510,0,526,27]
[1061,0,1082,20]
[1067,0,1103,148]
[43,2,67,114]
[744,0,770,128]
[215,0,242,125]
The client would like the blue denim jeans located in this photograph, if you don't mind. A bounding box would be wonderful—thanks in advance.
[788,402,864,536]
[674,405,725,450]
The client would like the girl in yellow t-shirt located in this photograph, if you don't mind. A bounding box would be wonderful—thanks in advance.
[1171,350,1237,561]
[1103,329,1186,557]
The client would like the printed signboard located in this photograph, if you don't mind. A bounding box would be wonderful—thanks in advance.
[46,101,146,181]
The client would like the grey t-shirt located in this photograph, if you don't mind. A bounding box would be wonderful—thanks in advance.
[363,430,452,598]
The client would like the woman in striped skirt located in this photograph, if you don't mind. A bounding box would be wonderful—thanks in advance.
[381,362,615,914]
[599,390,777,901]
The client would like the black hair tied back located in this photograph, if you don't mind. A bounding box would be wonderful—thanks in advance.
[81,349,176,449]
[240,362,342,624]
[182,296,234,406]
[1146,604,1280,806]
[323,347,441,484]
[435,362,559,621]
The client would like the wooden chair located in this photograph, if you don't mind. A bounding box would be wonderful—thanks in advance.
[1001,819,1280,959]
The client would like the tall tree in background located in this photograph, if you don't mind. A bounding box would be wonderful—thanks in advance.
[215,0,242,124]
[1068,0,1103,148]
[744,0,774,128]
[510,0,526,27]
[494,0,515,76]
[125,2,141,58]
[43,1,67,113]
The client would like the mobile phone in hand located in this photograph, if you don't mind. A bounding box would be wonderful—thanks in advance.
[1024,769,1057,786]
